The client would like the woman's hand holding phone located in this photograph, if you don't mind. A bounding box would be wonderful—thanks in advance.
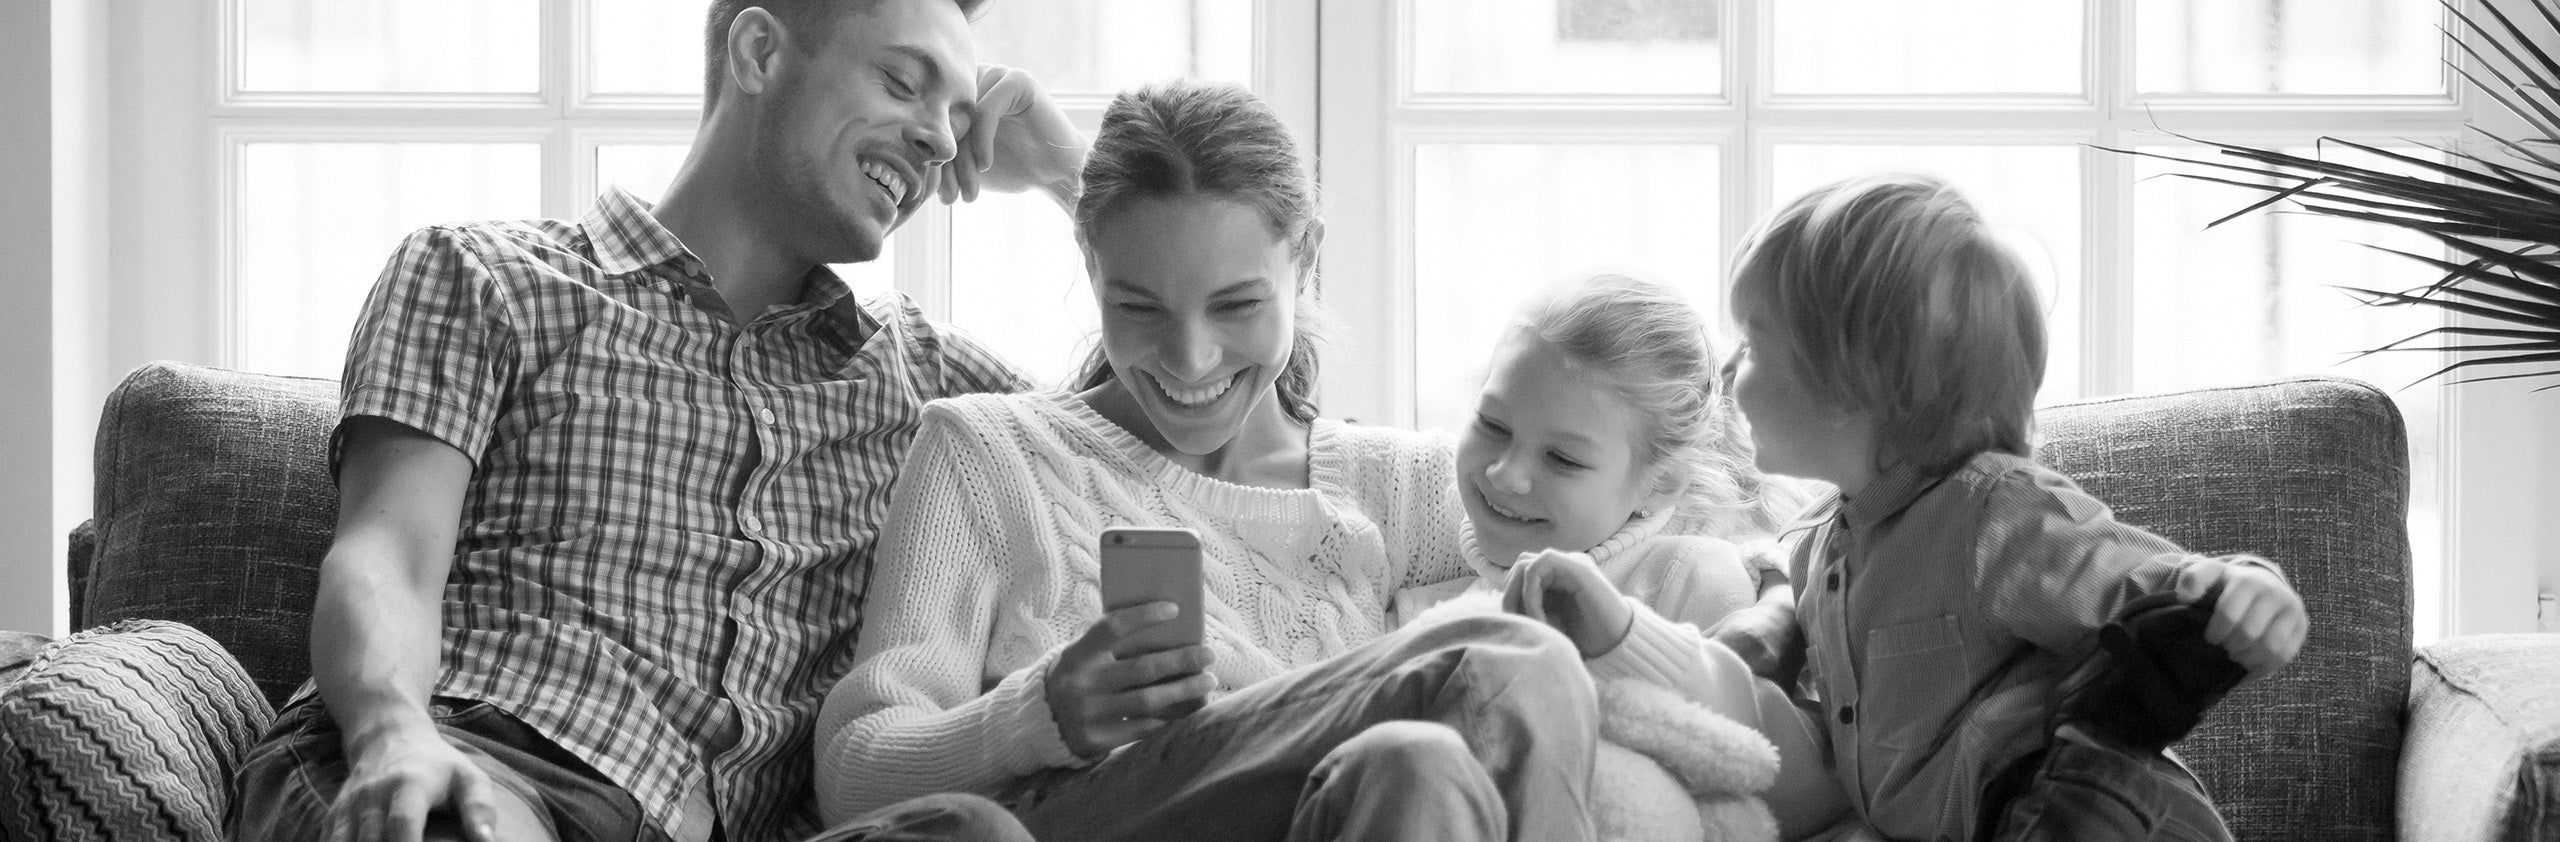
[1043,603,1217,759]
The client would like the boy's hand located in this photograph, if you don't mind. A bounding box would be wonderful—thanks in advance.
[941,64,1085,206]
[2176,559,2307,679]
[1502,550,1634,658]
[1709,599,1805,682]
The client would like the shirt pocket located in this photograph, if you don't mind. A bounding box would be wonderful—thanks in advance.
[1864,614,1972,751]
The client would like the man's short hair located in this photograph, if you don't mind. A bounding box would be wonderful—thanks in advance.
[702,0,992,110]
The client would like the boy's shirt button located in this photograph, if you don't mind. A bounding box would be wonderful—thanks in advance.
[1838,704,1855,725]
[1827,571,1842,591]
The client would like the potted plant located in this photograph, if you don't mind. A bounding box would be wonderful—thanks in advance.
[2109,0,2559,390]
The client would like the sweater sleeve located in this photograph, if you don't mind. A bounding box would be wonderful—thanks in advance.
[1390,431,1472,590]
[814,400,1083,822]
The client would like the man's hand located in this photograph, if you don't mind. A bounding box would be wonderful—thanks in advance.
[326,723,500,842]
[940,64,1085,206]
[1502,550,1635,658]
[1043,602,1217,759]
[2176,559,2307,680]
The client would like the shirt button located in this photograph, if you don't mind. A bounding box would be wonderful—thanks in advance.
[755,406,778,426]
[1827,571,1842,591]
[741,514,764,534]
[1837,705,1856,725]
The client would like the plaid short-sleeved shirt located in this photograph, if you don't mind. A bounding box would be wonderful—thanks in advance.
[333,187,1029,842]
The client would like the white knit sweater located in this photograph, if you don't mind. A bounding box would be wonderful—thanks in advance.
[813,391,1471,821]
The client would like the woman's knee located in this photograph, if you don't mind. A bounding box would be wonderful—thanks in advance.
[1325,721,1478,784]
[1430,613,1589,699]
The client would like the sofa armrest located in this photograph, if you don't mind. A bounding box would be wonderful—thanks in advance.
[2400,634,2560,841]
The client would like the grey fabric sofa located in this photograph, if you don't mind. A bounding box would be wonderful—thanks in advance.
[13,361,2560,839]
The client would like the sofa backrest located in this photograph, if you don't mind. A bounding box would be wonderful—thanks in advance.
[77,362,338,710]
[73,364,2414,837]
[2038,376,2411,842]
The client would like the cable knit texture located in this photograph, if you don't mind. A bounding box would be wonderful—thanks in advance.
[814,391,1470,821]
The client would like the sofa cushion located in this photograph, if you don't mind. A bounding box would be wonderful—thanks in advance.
[2037,376,2411,842]
[0,619,273,842]
[2403,634,2560,841]
[84,362,339,709]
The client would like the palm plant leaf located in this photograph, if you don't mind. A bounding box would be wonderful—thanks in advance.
[2103,0,2560,390]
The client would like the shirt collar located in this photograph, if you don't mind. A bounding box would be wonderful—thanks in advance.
[581,187,692,278]
[582,187,865,319]
[1839,458,1951,530]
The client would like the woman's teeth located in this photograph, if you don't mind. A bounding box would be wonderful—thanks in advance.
[1155,371,1238,407]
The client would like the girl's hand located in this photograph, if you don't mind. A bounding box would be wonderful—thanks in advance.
[1501,550,1635,658]
[1042,602,1216,759]
[2176,559,2308,679]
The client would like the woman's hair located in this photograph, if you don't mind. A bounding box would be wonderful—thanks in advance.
[1728,173,2047,475]
[1520,274,1806,539]
[1071,80,1325,422]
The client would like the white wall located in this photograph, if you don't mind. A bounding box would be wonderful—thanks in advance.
[2,2,58,635]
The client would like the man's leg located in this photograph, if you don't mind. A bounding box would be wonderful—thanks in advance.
[1012,613,1599,842]
[1283,721,1505,842]
[811,793,1032,842]
[230,697,650,842]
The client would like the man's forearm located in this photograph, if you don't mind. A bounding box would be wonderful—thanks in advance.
[310,537,446,745]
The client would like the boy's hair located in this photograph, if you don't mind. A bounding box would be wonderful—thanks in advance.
[1729,173,2046,475]
[1522,274,1807,539]
[1071,80,1326,422]
[703,0,994,111]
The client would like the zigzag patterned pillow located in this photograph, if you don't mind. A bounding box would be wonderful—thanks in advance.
[0,619,274,842]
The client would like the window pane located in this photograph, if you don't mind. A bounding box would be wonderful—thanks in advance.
[950,193,1094,389]
[2136,0,2442,95]
[975,0,1254,94]
[2131,144,2448,640]
[597,1,1253,98]
[1772,0,2078,95]
[591,0,705,96]
[594,143,896,300]
[236,143,541,379]
[1410,0,1721,96]
[241,0,537,93]
[1768,145,2084,401]
[1413,144,1720,434]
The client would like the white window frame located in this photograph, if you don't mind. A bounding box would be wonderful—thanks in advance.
[68,0,2554,638]
[1315,0,2553,639]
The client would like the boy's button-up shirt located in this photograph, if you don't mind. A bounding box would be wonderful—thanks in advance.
[1787,450,2273,840]
[332,188,1029,842]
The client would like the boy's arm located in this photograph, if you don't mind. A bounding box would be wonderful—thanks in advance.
[310,419,505,841]
[1973,467,2293,660]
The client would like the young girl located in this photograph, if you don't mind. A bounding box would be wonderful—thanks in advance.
[1395,274,1845,838]
[1524,173,2310,841]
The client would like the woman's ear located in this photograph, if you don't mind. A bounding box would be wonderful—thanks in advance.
[1294,218,1326,291]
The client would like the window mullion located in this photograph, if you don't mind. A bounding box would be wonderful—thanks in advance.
[2085,0,2129,399]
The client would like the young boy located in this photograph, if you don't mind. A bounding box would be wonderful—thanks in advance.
[1711,174,2308,841]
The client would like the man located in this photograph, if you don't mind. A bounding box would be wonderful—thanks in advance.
[228,1,1084,840]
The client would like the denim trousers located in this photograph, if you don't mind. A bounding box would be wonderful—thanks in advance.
[1005,613,1602,842]
[1981,729,2234,842]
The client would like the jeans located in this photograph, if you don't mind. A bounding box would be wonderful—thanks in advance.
[1980,729,2233,842]
[231,695,1029,842]
[1006,613,1601,842]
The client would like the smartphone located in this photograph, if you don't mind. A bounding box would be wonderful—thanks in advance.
[1099,526,1205,659]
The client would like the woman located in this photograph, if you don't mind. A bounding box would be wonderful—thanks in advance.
[813,80,1600,842]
